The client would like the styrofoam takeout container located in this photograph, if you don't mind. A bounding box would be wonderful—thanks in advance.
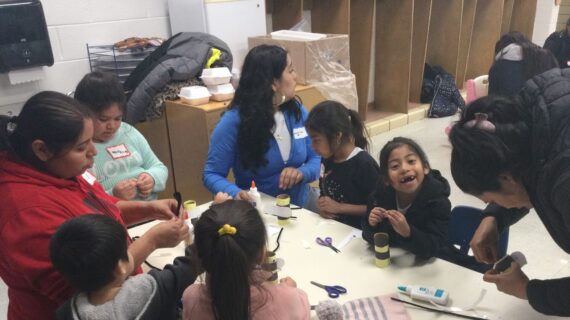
[201,67,232,86]
[207,83,235,101]
[178,86,211,106]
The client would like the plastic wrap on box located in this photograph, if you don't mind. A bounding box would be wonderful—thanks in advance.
[306,38,358,111]
[248,34,358,111]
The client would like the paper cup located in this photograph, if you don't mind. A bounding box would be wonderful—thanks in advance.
[277,216,290,226]
[374,232,390,268]
[276,194,290,207]
[183,200,196,212]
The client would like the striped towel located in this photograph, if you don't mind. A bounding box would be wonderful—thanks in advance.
[342,295,410,320]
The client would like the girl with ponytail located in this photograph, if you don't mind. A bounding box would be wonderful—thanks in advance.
[182,200,309,320]
[305,100,380,229]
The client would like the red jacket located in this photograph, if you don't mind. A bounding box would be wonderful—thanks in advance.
[0,152,126,320]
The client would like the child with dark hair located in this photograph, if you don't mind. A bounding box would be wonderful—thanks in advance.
[449,68,570,315]
[182,200,310,320]
[305,100,380,229]
[362,137,451,259]
[75,71,168,200]
[489,31,558,97]
[51,214,200,320]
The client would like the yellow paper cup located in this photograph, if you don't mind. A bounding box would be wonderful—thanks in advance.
[261,251,278,283]
[276,194,290,207]
[183,200,196,212]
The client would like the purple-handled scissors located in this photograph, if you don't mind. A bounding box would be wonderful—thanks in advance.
[310,281,347,298]
[316,237,341,253]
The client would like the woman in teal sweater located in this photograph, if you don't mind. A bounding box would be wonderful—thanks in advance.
[75,72,168,200]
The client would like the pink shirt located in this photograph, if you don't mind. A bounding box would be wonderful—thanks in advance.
[182,282,310,320]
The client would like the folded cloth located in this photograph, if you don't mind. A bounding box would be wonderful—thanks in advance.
[342,294,410,320]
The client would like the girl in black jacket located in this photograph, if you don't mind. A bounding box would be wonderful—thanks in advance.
[362,137,451,260]
[450,69,570,317]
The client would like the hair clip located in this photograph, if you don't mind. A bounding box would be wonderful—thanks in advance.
[218,224,237,236]
[464,112,496,132]
[6,120,17,135]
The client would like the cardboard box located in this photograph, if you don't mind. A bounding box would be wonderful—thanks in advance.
[248,34,350,85]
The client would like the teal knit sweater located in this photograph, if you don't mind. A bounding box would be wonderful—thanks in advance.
[92,123,168,200]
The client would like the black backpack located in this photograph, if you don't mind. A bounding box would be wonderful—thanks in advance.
[421,64,465,118]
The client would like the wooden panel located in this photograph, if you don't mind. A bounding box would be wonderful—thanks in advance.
[409,0,432,102]
[466,0,503,80]
[165,101,214,205]
[135,116,175,200]
[426,0,463,85]
[457,0,477,86]
[350,0,375,120]
[272,0,303,31]
[510,0,537,39]
[375,0,413,113]
[501,0,515,35]
[311,0,350,34]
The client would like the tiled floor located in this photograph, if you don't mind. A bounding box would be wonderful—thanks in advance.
[1,116,568,319]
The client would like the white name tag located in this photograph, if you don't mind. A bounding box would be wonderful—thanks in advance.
[81,170,97,185]
[293,127,308,139]
[106,144,131,159]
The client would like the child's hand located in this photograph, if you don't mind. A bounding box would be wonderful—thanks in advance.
[136,173,155,197]
[279,276,297,288]
[483,262,529,299]
[368,207,385,226]
[317,196,341,214]
[213,192,232,204]
[384,210,411,237]
[148,217,189,249]
[113,179,138,200]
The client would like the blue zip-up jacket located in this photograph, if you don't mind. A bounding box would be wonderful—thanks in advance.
[203,104,320,206]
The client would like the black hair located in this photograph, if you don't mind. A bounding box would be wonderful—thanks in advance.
[378,137,430,185]
[50,214,129,293]
[74,71,126,114]
[449,95,531,195]
[194,200,267,320]
[0,91,91,163]
[494,31,559,80]
[229,45,301,171]
[305,100,369,153]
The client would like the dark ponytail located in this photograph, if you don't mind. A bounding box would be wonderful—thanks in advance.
[449,95,531,195]
[0,91,91,163]
[305,100,369,152]
[194,200,267,320]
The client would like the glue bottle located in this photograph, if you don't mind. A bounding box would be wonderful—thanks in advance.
[397,285,449,305]
[248,180,263,213]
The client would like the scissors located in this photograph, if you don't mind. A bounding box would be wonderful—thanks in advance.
[310,281,347,298]
[316,237,341,253]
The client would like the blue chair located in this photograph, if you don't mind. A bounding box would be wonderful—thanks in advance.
[448,205,509,258]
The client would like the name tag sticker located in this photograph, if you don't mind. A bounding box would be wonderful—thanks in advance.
[106,144,131,159]
[81,171,97,185]
[293,127,308,139]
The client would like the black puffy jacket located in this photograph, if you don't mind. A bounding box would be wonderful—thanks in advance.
[484,68,570,316]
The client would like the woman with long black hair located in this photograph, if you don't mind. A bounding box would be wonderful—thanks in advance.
[449,68,570,316]
[203,45,320,206]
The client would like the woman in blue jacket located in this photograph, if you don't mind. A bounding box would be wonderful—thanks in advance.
[203,45,320,206]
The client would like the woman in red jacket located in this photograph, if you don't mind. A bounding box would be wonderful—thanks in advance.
[0,91,188,320]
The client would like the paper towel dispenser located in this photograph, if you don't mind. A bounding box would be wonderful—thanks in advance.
[0,0,54,73]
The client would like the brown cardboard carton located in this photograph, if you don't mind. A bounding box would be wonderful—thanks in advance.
[248,34,350,85]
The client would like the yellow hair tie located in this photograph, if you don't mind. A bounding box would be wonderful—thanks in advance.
[217,224,237,236]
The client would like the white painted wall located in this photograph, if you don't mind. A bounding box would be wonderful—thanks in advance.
[533,0,560,46]
[0,0,171,115]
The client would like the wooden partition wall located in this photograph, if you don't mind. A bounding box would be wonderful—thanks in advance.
[268,0,537,121]
[409,0,432,103]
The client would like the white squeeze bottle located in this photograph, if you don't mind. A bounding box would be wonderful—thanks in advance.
[397,285,449,305]
[248,180,263,213]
